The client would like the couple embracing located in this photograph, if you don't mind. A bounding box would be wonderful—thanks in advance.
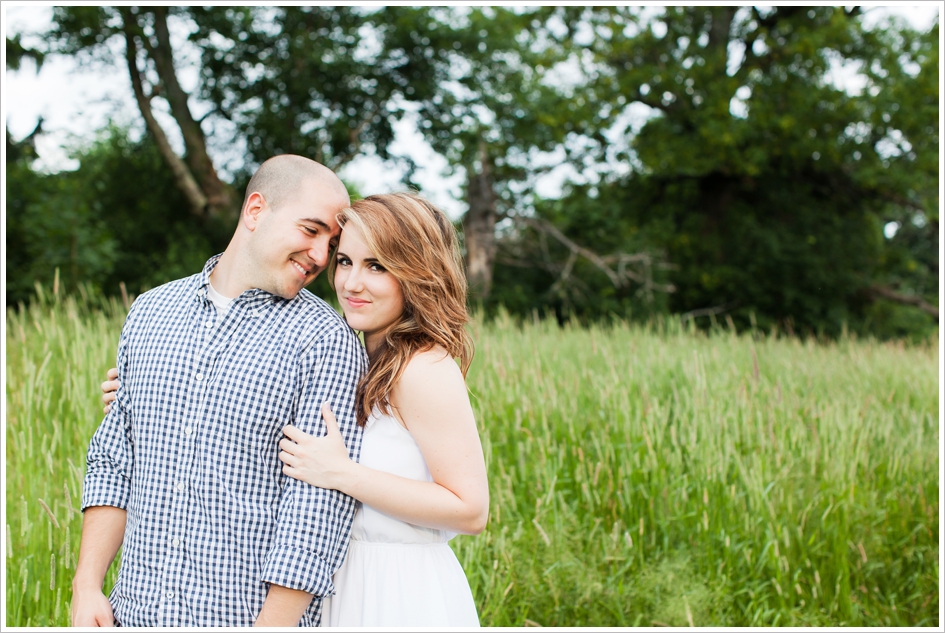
[72,155,488,627]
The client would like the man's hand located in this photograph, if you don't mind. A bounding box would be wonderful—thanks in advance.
[254,584,314,627]
[71,585,116,627]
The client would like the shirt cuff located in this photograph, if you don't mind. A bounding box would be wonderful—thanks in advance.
[80,472,131,511]
[261,544,335,597]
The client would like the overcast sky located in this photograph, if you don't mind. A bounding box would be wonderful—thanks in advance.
[2,3,940,220]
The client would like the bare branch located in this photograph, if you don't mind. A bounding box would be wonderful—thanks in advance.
[519,216,675,301]
[549,250,579,297]
[522,217,621,286]
[680,302,738,321]
[867,285,938,318]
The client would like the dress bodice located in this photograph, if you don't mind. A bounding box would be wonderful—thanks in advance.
[349,410,453,545]
[322,409,479,626]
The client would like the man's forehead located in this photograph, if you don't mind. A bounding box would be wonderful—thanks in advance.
[298,213,342,236]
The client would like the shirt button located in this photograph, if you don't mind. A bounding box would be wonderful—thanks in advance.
[204,320,214,328]
[184,427,193,435]
[176,482,185,492]
[171,537,180,547]
[166,591,174,599]
[194,372,204,381]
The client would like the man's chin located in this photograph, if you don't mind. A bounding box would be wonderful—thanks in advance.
[262,272,320,299]
[276,278,314,300]
[276,286,302,300]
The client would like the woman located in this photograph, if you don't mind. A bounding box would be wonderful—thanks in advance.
[101,192,488,626]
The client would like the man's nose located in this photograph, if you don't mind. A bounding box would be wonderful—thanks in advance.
[308,239,331,270]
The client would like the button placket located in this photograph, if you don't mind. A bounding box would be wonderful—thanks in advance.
[164,288,210,619]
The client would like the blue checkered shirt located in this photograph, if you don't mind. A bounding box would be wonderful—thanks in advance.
[81,255,367,627]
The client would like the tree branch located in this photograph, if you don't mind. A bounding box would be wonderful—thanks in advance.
[331,108,376,170]
[867,285,938,318]
[680,301,738,321]
[520,217,676,301]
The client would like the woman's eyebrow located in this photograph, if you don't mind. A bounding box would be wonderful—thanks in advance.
[335,251,380,263]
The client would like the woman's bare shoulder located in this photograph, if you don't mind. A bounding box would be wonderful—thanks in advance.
[394,345,464,399]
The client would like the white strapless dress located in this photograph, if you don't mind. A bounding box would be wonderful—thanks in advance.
[321,411,480,627]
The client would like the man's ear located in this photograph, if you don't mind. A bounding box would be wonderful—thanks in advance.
[242,192,269,231]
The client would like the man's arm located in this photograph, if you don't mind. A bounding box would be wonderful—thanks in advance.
[73,298,139,626]
[258,324,366,624]
[71,506,126,626]
[253,585,313,628]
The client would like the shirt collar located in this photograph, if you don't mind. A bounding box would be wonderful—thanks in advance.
[197,254,223,292]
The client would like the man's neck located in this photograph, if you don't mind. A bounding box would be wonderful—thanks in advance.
[209,249,250,299]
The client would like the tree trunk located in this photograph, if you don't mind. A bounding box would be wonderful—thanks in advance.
[463,141,498,299]
[149,8,236,220]
[122,16,208,218]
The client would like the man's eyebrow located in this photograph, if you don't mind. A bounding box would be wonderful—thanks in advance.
[299,218,332,231]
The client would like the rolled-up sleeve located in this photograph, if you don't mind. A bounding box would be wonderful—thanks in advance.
[81,301,138,511]
[260,324,367,595]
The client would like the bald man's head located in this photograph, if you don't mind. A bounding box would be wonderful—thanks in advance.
[243,154,349,212]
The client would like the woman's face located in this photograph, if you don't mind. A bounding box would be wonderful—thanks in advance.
[334,224,405,354]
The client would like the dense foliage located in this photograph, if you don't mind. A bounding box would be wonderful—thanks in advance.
[6,128,232,305]
[4,6,939,339]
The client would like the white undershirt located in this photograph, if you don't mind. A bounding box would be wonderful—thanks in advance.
[207,281,234,318]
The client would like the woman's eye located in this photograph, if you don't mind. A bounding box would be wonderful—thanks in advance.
[336,256,351,267]
[369,263,386,272]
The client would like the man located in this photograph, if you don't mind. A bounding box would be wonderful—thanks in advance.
[71,155,367,627]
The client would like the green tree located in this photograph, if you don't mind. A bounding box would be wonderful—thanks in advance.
[189,6,444,173]
[529,6,938,334]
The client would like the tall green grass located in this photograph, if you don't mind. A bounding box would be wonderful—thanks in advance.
[5,295,940,626]
[5,287,129,627]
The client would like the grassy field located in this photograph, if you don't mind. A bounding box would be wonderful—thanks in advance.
[4,290,940,626]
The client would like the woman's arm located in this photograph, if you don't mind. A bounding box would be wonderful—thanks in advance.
[279,349,489,535]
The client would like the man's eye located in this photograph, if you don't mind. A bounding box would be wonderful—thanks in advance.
[303,226,318,236]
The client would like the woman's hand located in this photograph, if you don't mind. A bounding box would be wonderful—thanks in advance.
[279,402,355,491]
[101,367,119,414]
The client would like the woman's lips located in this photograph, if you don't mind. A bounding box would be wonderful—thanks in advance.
[345,297,370,308]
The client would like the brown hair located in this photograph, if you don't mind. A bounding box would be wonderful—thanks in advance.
[329,192,474,426]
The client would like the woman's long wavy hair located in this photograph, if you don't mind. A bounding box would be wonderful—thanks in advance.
[329,192,474,426]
